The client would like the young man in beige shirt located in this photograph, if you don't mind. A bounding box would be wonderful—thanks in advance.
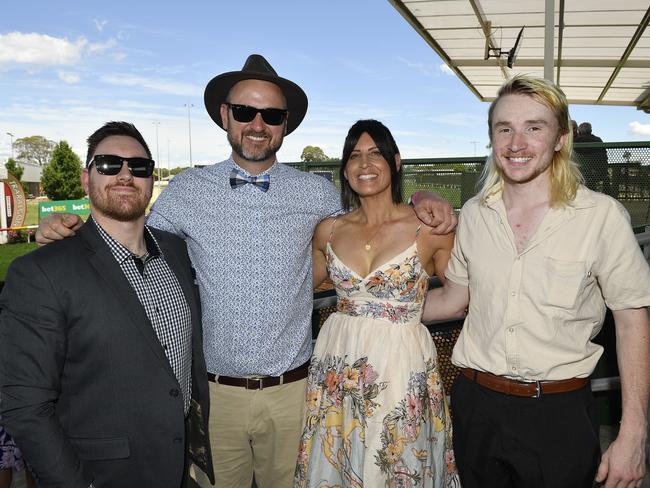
[423,75,650,488]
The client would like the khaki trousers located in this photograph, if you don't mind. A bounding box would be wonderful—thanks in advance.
[193,377,306,488]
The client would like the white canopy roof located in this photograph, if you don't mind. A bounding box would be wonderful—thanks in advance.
[390,0,650,112]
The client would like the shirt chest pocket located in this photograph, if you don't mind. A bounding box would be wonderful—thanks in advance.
[541,257,588,309]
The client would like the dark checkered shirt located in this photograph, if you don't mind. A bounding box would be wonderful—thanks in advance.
[92,217,192,414]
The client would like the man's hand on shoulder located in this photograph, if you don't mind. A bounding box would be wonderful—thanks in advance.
[411,191,457,235]
[595,429,646,487]
[36,213,84,245]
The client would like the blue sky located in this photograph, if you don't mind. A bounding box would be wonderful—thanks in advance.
[2,0,649,168]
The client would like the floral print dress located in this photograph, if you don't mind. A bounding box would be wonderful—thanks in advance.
[0,426,26,471]
[295,240,459,488]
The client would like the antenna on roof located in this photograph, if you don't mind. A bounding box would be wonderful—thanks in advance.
[507,27,525,68]
[485,26,525,69]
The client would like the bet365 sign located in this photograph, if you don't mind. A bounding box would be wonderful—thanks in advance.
[39,198,90,220]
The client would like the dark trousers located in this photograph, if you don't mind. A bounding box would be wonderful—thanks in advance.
[451,373,601,488]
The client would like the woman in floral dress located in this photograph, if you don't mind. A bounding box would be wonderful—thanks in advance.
[0,426,35,488]
[295,120,459,487]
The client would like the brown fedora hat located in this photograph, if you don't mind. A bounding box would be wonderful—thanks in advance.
[204,54,308,135]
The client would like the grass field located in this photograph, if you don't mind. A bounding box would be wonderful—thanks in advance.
[0,242,38,281]
[1,200,42,281]
[25,199,40,227]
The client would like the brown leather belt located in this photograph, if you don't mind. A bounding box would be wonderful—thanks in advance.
[208,361,309,390]
[461,368,589,398]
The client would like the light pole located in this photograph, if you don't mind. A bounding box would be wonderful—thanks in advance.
[6,132,14,159]
[152,121,161,187]
[470,141,479,157]
[184,103,194,167]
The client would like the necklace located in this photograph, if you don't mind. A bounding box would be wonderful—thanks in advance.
[364,221,387,251]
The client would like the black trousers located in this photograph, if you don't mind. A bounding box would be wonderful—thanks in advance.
[451,373,601,488]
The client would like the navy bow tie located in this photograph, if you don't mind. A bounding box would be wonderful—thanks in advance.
[229,168,270,192]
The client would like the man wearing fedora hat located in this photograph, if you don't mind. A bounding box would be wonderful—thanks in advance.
[36,54,457,487]
[170,54,342,488]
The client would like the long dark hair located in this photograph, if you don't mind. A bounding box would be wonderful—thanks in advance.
[340,119,402,210]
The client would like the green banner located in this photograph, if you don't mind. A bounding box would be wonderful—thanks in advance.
[39,199,90,220]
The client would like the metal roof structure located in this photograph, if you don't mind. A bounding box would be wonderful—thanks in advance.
[389,0,650,112]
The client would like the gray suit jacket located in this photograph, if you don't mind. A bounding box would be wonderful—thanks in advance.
[0,222,214,487]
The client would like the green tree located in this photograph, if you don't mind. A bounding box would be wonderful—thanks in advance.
[5,158,24,180]
[15,135,56,166]
[4,157,30,194]
[301,146,332,163]
[41,141,84,200]
[170,166,188,176]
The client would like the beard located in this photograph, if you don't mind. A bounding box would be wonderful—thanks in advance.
[88,177,152,222]
[228,128,282,163]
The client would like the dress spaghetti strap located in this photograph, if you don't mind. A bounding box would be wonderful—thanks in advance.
[328,217,339,243]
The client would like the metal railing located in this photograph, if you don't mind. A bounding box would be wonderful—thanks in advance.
[287,140,650,229]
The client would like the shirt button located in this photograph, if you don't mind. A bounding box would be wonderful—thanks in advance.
[169,388,179,397]
[509,327,514,333]
[511,291,516,296]
[511,366,517,371]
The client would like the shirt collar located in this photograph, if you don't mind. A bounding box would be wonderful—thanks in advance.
[566,185,598,209]
[91,215,162,265]
[227,156,279,178]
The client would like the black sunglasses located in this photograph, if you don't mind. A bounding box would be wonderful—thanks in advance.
[226,103,288,126]
[89,154,155,178]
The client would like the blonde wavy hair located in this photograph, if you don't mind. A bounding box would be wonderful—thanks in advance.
[478,75,583,206]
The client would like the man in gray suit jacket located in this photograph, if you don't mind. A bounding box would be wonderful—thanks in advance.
[0,122,214,487]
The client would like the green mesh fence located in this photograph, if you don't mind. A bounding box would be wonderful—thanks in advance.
[287,141,650,229]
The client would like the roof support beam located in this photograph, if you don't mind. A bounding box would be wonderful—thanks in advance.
[544,0,555,81]
[597,5,650,103]
[454,59,650,68]
[467,0,509,80]
[556,0,565,85]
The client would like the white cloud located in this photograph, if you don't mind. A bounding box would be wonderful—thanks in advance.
[396,56,437,77]
[629,121,650,136]
[58,71,80,83]
[101,73,202,97]
[87,38,117,55]
[439,64,454,75]
[0,32,118,68]
[94,19,108,32]
[0,32,87,65]
[393,57,461,86]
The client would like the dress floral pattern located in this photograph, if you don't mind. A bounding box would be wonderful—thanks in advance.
[295,242,459,487]
[0,426,25,471]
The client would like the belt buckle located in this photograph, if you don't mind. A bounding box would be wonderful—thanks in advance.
[246,377,263,390]
[532,380,541,398]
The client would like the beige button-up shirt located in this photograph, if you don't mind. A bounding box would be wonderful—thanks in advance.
[447,186,650,381]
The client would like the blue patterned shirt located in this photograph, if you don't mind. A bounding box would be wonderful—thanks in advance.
[148,158,341,376]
